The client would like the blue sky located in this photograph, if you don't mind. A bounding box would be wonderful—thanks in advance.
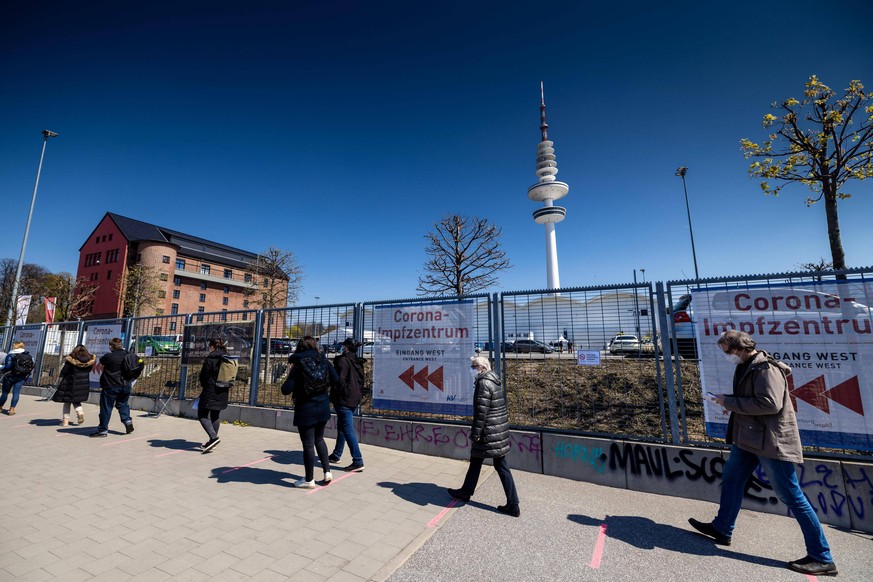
[2,0,872,306]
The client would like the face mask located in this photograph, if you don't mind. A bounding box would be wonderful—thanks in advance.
[723,353,742,365]
[469,368,480,380]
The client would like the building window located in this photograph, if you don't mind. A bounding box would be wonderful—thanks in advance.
[171,303,179,315]
[95,236,100,244]
[223,286,229,294]
[173,290,180,299]
[244,274,252,283]
[243,300,249,308]
[174,277,181,286]
[169,321,177,331]
[162,255,170,264]
[155,309,164,316]
[158,291,166,298]
[199,293,206,302]
[176,259,186,270]
[200,264,210,275]
[220,310,227,321]
[108,233,113,241]
[224,269,232,279]
[159,273,168,281]
[107,270,112,280]
[197,307,204,322]
[200,282,207,290]
[222,297,228,306]
[242,312,248,321]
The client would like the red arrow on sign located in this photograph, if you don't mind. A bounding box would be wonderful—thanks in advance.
[790,375,829,414]
[399,366,416,390]
[412,366,430,391]
[397,365,445,392]
[428,366,444,391]
[825,376,864,416]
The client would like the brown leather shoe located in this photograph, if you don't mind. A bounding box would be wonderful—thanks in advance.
[8,408,15,416]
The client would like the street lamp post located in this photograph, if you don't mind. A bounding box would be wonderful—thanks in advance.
[6,130,58,326]
[675,166,700,280]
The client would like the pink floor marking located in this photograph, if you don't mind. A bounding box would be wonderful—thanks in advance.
[1,412,42,419]
[12,424,35,428]
[589,522,608,568]
[806,576,817,581]
[101,433,161,446]
[221,455,275,474]
[306,472,356,495]
[427,498,459,528]
[155,449,189,458]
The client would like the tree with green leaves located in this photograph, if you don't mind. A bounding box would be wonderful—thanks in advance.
[741,75,873,271]
[417,214,511,296]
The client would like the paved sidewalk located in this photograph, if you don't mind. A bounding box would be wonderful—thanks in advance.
[1,395,871,581]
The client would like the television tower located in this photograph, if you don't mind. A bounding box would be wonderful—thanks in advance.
[527,82,568,289]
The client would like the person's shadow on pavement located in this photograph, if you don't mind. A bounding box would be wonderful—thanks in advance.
[147,438,200,451]
[264,449,305,466]
[210,466,298,487]
[378,481,464,507]
[568,514,785,569]
[30,418,67,427]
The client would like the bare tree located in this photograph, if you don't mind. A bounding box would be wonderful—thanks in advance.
[42,273,99,321]
[115,265,163,317]
[244,247,304,339]
[417,214,511,296]
[798,258,833,282]
[0,259,51,324]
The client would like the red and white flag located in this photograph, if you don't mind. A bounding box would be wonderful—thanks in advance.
[44,297,57,323]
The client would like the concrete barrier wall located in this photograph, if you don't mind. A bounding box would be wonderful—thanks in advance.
[21,386,873,533]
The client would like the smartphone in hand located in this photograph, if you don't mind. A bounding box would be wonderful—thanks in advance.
[706,391,719,401]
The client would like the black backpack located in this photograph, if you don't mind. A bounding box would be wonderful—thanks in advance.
[12,352,34,375]
[299,355,331,397]
[121,351,145,381]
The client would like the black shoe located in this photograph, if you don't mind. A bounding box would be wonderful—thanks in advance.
[328,454,341,463]
[787,556,838,576]
[343,462,364,472]
[688,518,731,546]
[497,504,521,517]
[89,431,108,438]
[201,437,220,454]
[447,488,471,502]
[125,423,135,434]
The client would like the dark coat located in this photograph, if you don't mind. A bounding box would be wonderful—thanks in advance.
[724,350,802,463]
[283,349,336,428]
[99,348,127,388]
[469,370,511,459]
[198,348,229,411]
[331,350,364,408]
[52,354,96,403]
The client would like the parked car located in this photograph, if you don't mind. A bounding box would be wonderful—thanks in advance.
[607,334,641,355]
[263,338,294,354]
[325,341,344,354]
[135,335,182,355]
[506,339,554,354]
[670,294,697,359]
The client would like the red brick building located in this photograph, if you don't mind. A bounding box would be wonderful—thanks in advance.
[77,213,287,330]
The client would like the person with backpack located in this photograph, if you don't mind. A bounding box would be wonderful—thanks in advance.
[52,345,96,426]
[196,338,234,453]
[1,341,35,416]
[328,338,365,472]
[281,336,337,488]
[688,330,837,576]
[90,338,135,437]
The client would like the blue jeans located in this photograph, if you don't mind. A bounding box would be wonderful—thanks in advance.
[97,385,132,433]
[714,445,832,563]
[1,375,26,409]
[332,405,363,464]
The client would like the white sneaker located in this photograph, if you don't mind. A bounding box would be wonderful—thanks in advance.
[323,472,333,484]
[293,478,316,489]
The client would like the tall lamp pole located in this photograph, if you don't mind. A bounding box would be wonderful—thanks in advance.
[675,166,699,280]
[6,130,58,327]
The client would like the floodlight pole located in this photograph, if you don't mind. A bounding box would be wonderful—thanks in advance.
[6,130,58,326]
[675,166,699,280]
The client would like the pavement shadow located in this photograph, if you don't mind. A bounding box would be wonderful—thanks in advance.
[148,438,200,451]
[377,481,454,507]
[568,514,785,569]
[30,418,65,427]
[264,449,306,466]
[210,466,297,488]
[56,426,110,437]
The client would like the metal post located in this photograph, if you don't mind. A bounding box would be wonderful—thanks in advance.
[249,309,266,406]
[656,282,681,444]
[491,293,502,375]
[675,167,700,280]
[178,314,193,400]
[6,130,57,326]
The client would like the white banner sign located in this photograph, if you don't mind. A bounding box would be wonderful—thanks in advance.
[693,281,873,451]
[85,323,122,388]
[15,295,32,326]
[372,300,475,415]
[577,350,602,366]
[11,325,42,382]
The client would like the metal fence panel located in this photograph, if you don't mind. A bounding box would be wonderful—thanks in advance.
[128,314,188,398]
[501,284,667,441]
[36,322,83,386]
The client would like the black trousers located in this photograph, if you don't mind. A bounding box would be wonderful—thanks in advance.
[460,455,520,505]
[198,408,220,440]
[298,422,330,481]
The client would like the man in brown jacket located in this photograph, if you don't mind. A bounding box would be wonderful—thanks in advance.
[689,330,836,576]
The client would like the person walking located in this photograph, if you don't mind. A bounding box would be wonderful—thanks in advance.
[689,330,836,576]
[52,345,95,426]
[1,341,34,416]
[197,338,229,453]
[328,338,365,472]
[90,338,134,437]
[447,356,520,517]
[281,336,337,488]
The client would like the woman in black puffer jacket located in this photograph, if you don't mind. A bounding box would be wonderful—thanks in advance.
[53,345,96,426]
[447,356,520,516]
[197,338,229,453]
